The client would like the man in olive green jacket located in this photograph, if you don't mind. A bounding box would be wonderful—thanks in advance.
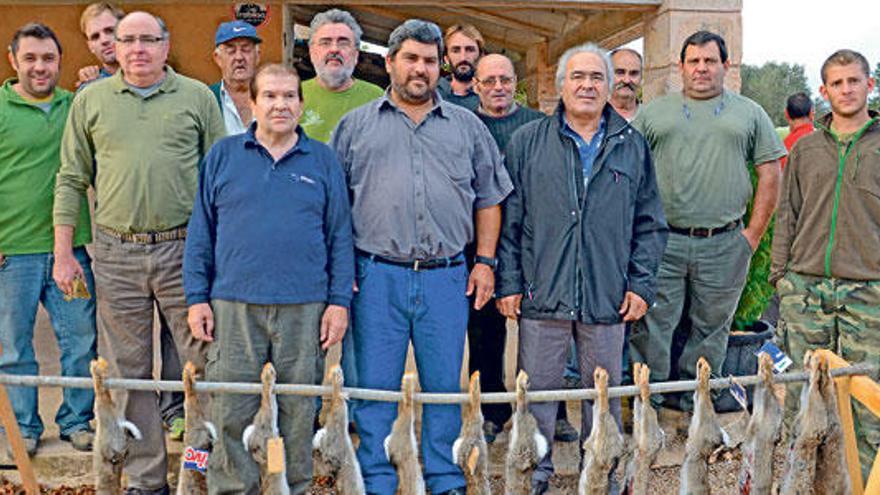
[771,48,879,480]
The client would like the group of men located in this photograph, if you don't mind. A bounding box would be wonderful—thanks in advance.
[1,2,878,494]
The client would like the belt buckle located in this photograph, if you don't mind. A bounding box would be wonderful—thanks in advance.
[413,260,420,271]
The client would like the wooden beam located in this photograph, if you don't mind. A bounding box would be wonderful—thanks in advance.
[281,0,661,9]
[0,383,40,494]
[441,7,556,38]
[834,376,865,494]
[547,9,645,61]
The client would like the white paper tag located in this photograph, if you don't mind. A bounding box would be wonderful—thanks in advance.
[728,375,749,411]
[756,341,792,374]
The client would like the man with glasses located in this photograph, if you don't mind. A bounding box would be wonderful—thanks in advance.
[209,20,261,135]
[496,43,667,494]
[301,8,383,143]
[54,11,225,494]
[469,53,543,444]
[331,19,511,495]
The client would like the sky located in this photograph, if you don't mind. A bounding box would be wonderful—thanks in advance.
[741,0,878,97]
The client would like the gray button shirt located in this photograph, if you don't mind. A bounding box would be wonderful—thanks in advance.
[331,92,513,261]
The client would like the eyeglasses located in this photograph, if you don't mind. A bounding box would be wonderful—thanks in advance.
[116,35,166,46]
[315,38,354,49]
[478,76,515,87]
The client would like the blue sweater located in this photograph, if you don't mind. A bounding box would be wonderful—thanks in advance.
[184,125,354,308]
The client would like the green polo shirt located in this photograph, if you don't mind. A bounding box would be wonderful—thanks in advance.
[634,90,785,228]
[0,80,91,255]
[55,67,226,233]
[300,78,384,143]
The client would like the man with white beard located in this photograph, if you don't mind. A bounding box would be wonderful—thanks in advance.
[301,8,384,143]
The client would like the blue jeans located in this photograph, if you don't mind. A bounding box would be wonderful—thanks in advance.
[351,254,467,494]
[0,247,97,439]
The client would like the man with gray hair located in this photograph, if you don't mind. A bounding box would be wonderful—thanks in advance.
[331,19,512,495]
[208,20,262,135]
[301,8,383,142]
[496,42,667,494]
[54,11,225,494]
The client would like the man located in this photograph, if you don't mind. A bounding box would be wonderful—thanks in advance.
[76,2,124,88]
[771,49,878,478]
[209,20,261,135]
[300,8,383,143]
[0,23,95,457]
[496,43,667,494]
[54,12,225,494]
[185,63,353,494]
[77,1,187,442]
[629,31,786,410]
[609,47,643,121]
[781,91,814,168]
[436,24,482,111]
[469,53,545,443]
[331,19,512,495]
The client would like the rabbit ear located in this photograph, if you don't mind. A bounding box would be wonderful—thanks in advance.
[119,420,143,441]
[204,421,218,442]
[242,424,255,451]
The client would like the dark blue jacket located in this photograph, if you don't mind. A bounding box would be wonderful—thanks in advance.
[496,104,668,324]
[184,124,354,308]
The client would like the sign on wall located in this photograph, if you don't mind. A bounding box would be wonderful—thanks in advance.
[233,3,270,27]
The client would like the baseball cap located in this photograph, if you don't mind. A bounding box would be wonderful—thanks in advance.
[215,20,262,46]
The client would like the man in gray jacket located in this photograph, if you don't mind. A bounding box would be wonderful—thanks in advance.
[495,42,667,494]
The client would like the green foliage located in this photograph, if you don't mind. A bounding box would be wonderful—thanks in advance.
[741,62,811,127]
[733,164,775,331]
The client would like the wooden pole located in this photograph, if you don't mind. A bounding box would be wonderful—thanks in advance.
[833,375,864,494]
[0,380,40,494]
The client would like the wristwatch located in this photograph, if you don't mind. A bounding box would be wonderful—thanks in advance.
[474,255,497,270]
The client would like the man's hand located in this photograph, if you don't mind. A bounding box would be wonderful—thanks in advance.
[496,294,523,320]
[75,65,101,88]
[188,303,215,342]
[320,305,348,350]
[619,291,648,322]
[466,264,495,310]
[741,228,760,253]
[52,252,84,296]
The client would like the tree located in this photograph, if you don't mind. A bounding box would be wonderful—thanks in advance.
[740,62,811,126]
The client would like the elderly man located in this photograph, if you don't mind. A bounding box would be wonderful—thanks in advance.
[609,47,643,122]
[469,53,543,443]
[185,63,353,495]
[496,43,667,494]
[209,20,261,135]
[1,23,96,457]
[331,19,512,495]
[301,8,383,143]
[771,49,878,478]
[75,2,124,88]
[437,24,483,111]
[54,12,225,494]
[630,31,785,411]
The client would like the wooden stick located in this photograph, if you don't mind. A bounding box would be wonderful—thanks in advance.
[833,375,864,494]
[0,383,40,494]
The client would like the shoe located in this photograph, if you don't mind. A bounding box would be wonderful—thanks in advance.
[61,429,94,451]
[435,488,466,495]
[483,420,501,444]
[168,417,185,441]
[554,418,579,442]
[123,485,169,495]
[530,480,549,495]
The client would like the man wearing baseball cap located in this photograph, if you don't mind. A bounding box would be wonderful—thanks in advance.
[209,20,261,135]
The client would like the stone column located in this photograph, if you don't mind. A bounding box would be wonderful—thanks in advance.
[642,0,743,102]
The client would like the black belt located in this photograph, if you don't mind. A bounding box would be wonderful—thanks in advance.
[357,250,464,271]
[668,219,741,238]
[97,225,187,244]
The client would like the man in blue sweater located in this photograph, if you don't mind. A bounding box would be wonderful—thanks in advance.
[183,63,354,494]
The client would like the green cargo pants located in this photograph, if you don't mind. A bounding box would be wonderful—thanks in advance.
[206,299,326,495]
[776,271,880,480]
